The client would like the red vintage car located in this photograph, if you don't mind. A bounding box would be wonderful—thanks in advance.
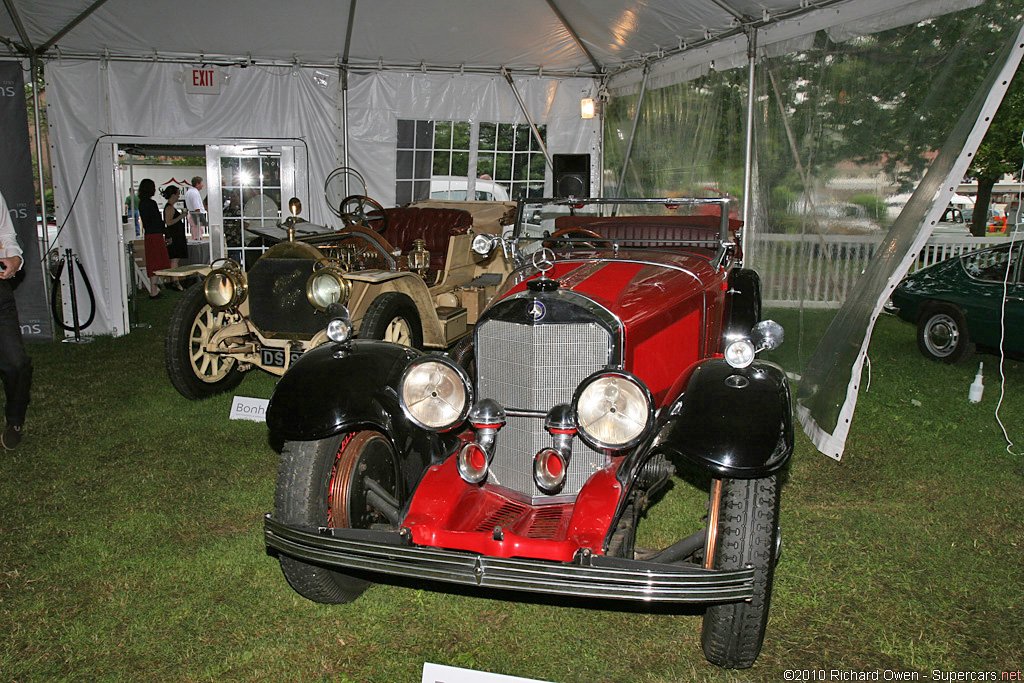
[263,196,793,669]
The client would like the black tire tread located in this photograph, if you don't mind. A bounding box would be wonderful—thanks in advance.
[165,283,244,400]
[274,437,370,604]
[359,292,423,348]
[701,475,779,669]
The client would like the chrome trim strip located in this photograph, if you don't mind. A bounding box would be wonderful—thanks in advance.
[511,256,707,285]
[264,516,755,603]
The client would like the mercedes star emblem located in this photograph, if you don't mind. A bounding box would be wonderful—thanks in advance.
[532,247,555,276]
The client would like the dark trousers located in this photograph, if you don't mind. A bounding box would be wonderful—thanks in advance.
[0,281,31,425]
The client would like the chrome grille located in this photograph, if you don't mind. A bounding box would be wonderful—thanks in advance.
[476,319,611,500]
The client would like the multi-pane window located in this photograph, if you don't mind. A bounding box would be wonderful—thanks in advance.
[221,154,282,268]
[477,122,546,201]
[396,119,548,204]
[396,119,470,204]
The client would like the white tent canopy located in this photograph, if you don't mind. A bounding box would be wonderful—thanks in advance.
[2,0,979,80]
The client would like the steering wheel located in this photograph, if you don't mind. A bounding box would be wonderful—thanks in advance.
[324,167,368,218]
[340,195,388,234]
[543,227,611,250]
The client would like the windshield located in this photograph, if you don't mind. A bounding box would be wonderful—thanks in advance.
[511,196,737,262]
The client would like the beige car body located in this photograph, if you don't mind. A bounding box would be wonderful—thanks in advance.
[164,200,515,382]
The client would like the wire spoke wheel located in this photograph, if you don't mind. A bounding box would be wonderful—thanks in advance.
[165,282,245,399]
[382,317,413,346]
[188,305,236,382]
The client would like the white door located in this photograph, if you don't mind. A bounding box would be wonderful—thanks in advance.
[205,144,306,268]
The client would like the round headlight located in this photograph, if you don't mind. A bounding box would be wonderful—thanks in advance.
[399,357,472,432]
[724,338,755,369]
[472,233,496,256]
[574,371,652,450]
[203,262,246,310]
[326,317,352,343]
[306,270,349,311]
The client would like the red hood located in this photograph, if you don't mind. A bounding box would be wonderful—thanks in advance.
[499,251,726,404]
[502,251,719,327]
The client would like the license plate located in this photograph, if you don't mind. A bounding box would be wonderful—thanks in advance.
[260,347,303,368]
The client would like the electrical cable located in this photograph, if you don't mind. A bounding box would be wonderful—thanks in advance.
[991,128,1024,461]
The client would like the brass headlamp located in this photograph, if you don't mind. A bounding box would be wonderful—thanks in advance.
[203,258,247,310]
[305,258,350,311]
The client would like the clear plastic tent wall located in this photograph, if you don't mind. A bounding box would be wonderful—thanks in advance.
[603,0,1024,458]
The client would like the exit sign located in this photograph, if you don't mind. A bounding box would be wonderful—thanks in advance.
[185,68,220,95]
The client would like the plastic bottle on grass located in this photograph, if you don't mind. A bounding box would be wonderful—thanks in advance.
[969,362,984,403]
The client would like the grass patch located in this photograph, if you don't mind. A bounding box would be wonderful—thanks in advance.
[1,293,1022,681]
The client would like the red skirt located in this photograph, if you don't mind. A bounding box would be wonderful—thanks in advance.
[144,233,171,276]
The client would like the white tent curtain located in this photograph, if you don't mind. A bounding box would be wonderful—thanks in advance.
[46,60,340,335]
[44,60,598,335]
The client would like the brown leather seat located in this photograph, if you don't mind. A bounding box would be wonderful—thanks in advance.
[381,207,473,271]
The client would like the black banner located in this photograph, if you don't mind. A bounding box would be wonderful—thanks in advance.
[0,61,52,341]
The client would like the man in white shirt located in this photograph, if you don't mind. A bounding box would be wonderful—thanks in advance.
[184,176,206,240]
[0,190,32,450]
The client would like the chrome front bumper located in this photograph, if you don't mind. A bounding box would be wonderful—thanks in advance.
[264,515,754,604]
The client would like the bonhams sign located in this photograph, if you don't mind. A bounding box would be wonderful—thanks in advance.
[0,62,53,341]
[185,68,221,95]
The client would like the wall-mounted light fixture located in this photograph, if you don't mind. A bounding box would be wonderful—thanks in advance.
[580,97,596,119]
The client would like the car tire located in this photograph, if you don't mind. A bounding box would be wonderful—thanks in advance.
[916,303,973,364]
[275,431,403,604]
[701,475,780,669]
[360,292,423,348]
[165,282,245,400]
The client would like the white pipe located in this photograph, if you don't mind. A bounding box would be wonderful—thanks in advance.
[615,64,649,198]
[502,70,553,170]
[741,29,757,267]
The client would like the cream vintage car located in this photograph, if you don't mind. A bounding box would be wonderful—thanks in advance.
[164,196,515,399]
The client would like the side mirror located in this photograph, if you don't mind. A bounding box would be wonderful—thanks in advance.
[752,320,784,353]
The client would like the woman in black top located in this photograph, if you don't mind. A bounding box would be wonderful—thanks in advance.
[162,185,187,290]
[139,178,170,298]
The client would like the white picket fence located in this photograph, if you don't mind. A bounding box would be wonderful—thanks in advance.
[751,233,1013,309]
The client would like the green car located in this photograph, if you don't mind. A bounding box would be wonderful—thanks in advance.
[886,243,1023,362]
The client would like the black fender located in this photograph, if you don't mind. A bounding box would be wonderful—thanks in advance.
[723,268,761,339]
[650,358,792,479]
[266,340,460,491]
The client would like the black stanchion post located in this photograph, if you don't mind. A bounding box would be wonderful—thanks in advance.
[65,248,81,342]
[59,248,94,344]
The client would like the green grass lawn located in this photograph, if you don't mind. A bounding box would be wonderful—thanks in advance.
[1,293,1022,682]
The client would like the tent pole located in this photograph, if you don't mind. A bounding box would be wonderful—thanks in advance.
[502,70,553,170]
[30,55,56,337]
[340,0,356,196]
[615,63,649,199]
[31,57,48,241]
[741,28,757,266]
[340,67,350,195]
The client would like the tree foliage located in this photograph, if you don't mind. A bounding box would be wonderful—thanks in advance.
[603,0,1024,234]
